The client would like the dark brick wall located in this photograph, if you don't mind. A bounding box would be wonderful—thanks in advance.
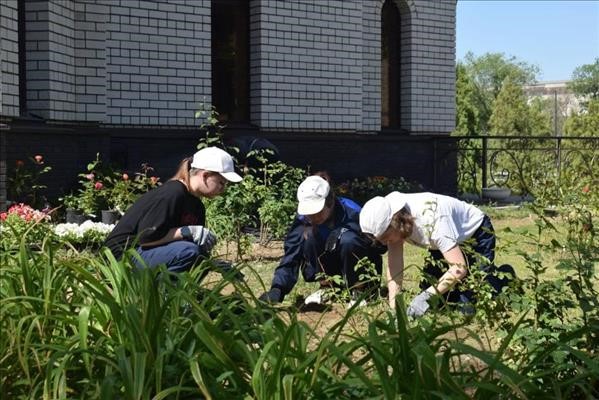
[266,132,458,194]
[1,122,457,207]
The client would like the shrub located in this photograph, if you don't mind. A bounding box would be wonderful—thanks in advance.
[104,164,161,213]
[7,155,51,209]
[0,203,54,251]
[336,175,419,205]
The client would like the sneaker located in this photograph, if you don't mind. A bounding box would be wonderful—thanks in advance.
[304,289,329,305]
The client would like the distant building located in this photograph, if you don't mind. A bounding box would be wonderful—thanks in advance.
[524,80,582,116]
[1,0,458,209]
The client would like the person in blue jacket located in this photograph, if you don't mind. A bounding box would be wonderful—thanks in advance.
[259,172,384,306]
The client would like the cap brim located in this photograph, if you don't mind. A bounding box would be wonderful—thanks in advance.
[220,171,243,183]
[297,198,326,216]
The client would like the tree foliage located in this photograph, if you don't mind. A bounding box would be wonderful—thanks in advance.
[489,76,551,136]
[455,52,540,134]
[564,99,599,137]
[454,63,482,136]
[567,58,599,106]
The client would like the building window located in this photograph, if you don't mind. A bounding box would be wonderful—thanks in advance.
[381,0,401,129]
[211,0,249,124]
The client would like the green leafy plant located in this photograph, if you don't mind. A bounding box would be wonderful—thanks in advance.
[195,101,228,150]
[7,155,51,209]
[104,164,160,213]
[60,154,110,216]
[0,203,54,251]
[336,175,418,206]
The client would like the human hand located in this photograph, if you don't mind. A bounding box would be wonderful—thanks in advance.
[406,291,433,318]
[180,225,217,252]
[258,287,283,303]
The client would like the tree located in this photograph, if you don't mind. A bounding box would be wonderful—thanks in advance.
[460,52,540,132]
[567,58,599,106]
[564,99,599,137]
[488,77,552,195]
[454,63,482,136]
[489,76,551,136]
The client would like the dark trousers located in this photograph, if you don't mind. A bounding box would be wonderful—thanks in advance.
[302,230,383,291]
[419,215,510,303]
[135,240,206,274]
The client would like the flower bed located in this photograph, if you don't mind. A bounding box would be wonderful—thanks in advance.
[1,203,113,250]
[53,220,114,246]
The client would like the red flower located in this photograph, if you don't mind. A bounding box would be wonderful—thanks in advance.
[122,173,129,181]
[15,160,25,168]
[34,155,43,164]
[95,181,104,190]
[582,185,590,194]
[0,212,7,221]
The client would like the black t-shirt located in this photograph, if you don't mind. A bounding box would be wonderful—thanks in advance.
[104,180,206,258]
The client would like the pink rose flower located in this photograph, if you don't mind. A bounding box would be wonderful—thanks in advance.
[95,181,103,190]
[122,173,129,181]
[34,155,43,164]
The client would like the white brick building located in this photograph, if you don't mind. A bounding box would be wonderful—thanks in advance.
[1,0,457,208]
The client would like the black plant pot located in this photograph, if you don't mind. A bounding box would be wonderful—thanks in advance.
[66,209,87,224]
[101,210,120,225]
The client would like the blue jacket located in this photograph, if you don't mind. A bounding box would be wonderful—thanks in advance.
[270,197,363,295]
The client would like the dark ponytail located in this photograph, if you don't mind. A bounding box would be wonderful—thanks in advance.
[170,157,193,187]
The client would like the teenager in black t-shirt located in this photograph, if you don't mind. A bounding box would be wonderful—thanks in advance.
[104,147,242,273]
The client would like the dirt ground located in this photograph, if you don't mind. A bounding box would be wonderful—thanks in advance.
[208,240,383,338]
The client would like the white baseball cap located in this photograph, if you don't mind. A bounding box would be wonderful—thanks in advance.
[296,175,330,215]
[360,192,407,238]
[190,147,242,182]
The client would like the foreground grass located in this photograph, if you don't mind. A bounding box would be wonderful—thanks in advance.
[1,206,597,399]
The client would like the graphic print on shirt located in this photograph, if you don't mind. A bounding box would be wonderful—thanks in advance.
[181,211,200,226]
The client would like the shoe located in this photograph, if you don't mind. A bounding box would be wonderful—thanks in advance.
[304,289,328,305]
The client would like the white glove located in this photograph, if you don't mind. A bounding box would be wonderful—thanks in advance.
[180,225,217,252]
[407,291,433,318]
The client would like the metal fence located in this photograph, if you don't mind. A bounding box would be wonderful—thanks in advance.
[447,135,598,196]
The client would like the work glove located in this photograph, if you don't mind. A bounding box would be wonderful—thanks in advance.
[325,227,348,253]
[258,287,283,303]
[407,291,433,318]
[180,225,217,252]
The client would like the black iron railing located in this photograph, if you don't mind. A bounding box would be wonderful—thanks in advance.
[448,135,598,196]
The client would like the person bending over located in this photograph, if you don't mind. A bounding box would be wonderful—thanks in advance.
[260,173,384,306]
[360,191,514,317]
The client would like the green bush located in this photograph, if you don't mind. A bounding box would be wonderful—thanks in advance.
[0,204,55,252]
[336,175,419,206]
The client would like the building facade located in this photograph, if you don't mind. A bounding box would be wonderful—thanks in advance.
[0,0,457,208]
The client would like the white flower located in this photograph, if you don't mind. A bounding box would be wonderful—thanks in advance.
[54,221,115,242]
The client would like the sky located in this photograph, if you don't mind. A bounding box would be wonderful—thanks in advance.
[456,0,599,82]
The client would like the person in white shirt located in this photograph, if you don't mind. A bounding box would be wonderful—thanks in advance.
[359,191,514,317]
